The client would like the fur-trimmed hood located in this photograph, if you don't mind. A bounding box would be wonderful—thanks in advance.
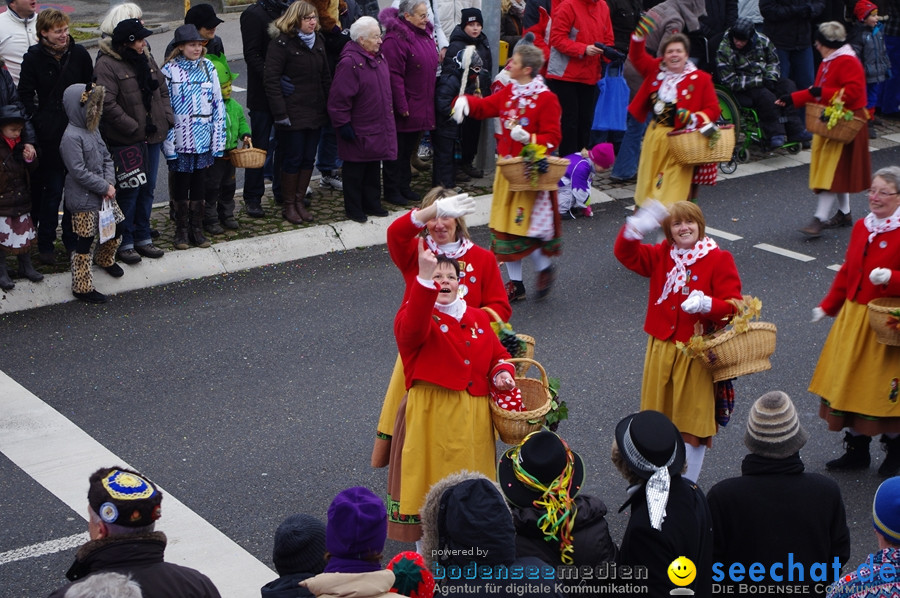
[63,82,105,132]
[97,37,155,63]
[378,6,434,41]
[419,471,514,570]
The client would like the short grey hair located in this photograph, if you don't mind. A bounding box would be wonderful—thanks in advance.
[514,43,544,74]
[399,0,427,17]
[64,572,143,598]
[818,21,847,44]
[874,166,900,192]
[350,16,380,42]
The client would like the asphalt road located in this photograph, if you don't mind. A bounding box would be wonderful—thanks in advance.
[3,147,900,596]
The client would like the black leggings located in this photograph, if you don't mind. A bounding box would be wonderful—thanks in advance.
[170,169,208,203]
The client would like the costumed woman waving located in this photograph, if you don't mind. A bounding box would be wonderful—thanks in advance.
[614,199,742,483]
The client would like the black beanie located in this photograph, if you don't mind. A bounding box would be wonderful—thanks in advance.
[460,7,483,27]
[272,514,327,576]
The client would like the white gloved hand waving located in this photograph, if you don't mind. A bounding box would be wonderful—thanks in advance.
[434,194,476,219]
[625,199,669,239]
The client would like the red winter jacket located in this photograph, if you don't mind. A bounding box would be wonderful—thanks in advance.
[546,0,615,84]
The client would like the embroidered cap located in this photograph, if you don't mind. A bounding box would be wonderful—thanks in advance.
[88,467,162,528]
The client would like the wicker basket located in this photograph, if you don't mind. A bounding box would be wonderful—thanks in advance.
[229,138,267,169]
[667,121,736,165]
[490,357,552,445]
[497,155,570,191]
[482,307,535,376]
[867,297,900,346]
[805,103,866,144]
[697,322,778,383]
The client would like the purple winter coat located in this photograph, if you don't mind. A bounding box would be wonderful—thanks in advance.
[328,40,397,162]
[378,7,439,133]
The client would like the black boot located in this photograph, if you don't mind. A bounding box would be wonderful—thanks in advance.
[0,256,14,290]
[173,201,190,250]
[189,201,210,248]
[826,432,871,470]
[879,435,900,476]
[17,253,44,282]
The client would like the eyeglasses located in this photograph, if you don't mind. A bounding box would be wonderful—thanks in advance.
[302,15,318,21]
[868,189,899,198]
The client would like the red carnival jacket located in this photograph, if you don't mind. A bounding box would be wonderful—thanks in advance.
[466,82,562,157]
[546,0,615,85]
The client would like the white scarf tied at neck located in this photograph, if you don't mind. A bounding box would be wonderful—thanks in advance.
[864,205,900,244]
[621,420,678,531]
[656,236,718,305]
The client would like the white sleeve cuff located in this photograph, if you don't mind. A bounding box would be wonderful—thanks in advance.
[410,209,427,228]
[416,276,436,288]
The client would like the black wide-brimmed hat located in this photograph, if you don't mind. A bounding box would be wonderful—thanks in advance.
[614,411,685,480]
[497,429,585,508]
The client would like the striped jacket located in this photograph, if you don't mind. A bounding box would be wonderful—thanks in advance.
[161,55,225,160]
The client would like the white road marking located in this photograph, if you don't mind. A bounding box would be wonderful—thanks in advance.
[754,243,816,262]
[0,533,88,565]
[0,371,275,597]
[705,227,742,241]
[828,264,842,272]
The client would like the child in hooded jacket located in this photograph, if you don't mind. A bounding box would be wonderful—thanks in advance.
[0,105,40,291]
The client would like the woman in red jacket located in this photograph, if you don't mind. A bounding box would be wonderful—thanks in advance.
[811,167,900,476]
[630,27,720,207]
[390,241,516,543]
[777,21,871,238]
[614,200,742,483]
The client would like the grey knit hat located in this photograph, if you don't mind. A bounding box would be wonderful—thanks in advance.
[272,514,327,576]
[744,391,809,459]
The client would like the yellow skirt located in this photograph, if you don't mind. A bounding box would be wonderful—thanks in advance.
[808,134,843,190]
[810,300,900,422]
[397,383,496,516]
[376,354,406,437]
[490,169,537,236]
[642,336,716,440]
[634,122,695,207]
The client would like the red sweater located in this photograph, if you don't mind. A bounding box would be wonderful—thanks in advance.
[788,53,866,112]
[614,225,742,342]
[545,0,615,84]
[395,280,515,394]
[387,211,512,320]
[627,35,719,128]
[820,221,900,315]
[466,83,562,157]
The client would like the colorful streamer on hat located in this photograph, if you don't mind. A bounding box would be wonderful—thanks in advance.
[510,433,578,564]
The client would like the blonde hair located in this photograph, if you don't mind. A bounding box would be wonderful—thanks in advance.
[663,201,706,244]
[100,2,143,36]
[36,8,69,37]
[420,187,470,240]
[274,1,319,34]
[165,43,207,64]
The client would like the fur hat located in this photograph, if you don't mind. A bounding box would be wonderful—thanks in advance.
[460,7,483,27]
[310,0,341,32]
[589,143,615,169]
[874,477,900,544]
[743,391,809,459]
[87,467,162,528]
[855,0,878,22]
[272,514,327,576]
[815,21,847,49]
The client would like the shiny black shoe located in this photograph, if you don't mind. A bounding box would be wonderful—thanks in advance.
[73,289,108,304]
[102,264,125,278]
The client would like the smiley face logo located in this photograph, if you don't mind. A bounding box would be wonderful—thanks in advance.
[667,556,696,587]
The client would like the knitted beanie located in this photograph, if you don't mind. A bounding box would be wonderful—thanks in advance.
[272,514,327,576]
[743,391,809,459]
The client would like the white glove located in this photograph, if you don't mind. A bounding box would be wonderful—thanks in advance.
[680,290,712,314]
[510,125,530,144]
[625,199,669,239]
[870,267,892,286]
[811,307,826,323]
[434,193,476,219]
[451,96,469,124]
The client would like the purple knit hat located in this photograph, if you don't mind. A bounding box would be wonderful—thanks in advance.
[324,486,387,573]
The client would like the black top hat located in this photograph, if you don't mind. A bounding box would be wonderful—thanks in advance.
[497,429,585,508]
[0,105,26,126]
[185,3,224,30]
[614,411,685,480]
[112,18,154,45]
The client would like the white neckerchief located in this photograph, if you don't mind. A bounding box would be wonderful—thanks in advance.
[657,60,696,104]
[426,235,473,259]
[621,420,678,531]
[656,236,718,305]
[510,75,549,102]
[823,44,857,63]
[864,205,900,243]
[435,296,467,321]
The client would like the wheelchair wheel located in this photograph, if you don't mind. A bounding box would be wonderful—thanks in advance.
[737,147,751,162]
[715,87,741,139]
[786,143,801,155]
[719,156,738,174]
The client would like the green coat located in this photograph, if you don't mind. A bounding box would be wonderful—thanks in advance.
[224,97,251,151]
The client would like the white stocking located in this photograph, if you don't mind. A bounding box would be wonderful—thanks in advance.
[815,192,837,221]
[683,443,706,484]
[505,260,523,282]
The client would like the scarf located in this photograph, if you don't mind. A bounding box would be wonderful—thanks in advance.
[620,420,677,531]
[426,235,473,259]
[822,44,857,63]
[657,60,697,104]
[656,236,718,305]
[511,75,549,103]
[298,30,317,49]
[435,296,467,320]
[39,35,68,60]
[864,205,900,243]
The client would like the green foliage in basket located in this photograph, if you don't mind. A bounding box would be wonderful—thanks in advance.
[545,377,568,431]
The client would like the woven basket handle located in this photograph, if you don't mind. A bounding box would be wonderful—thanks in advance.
[505,357,549,389]
[243,137,254,150]
[481,306,502,323]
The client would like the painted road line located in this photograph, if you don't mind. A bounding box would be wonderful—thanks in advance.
[828,264,842,272]
[0,533,88,566]
[705,227,742,242]
[0,370,275,597]
[754,243,816,262]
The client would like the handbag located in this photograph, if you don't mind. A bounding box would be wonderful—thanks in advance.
[591,62,628,132]
[109,141,148,190]
[98,199,115,244]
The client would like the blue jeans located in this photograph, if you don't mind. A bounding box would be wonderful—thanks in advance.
[36,165,74,253]
[117,142,161,251]
[315,123,342,173]
[610,113,649,180]
[278,128,321,173]
[776,47,814,91]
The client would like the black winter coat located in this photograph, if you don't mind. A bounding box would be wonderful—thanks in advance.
[17,37,92,168]
[260,572,317,598]
[511,494,618,568]
[760,0,825,50]
[706,454,851,597]
[444,25,493,95]
[264,30,331,130]
[241,0,286,112]
[699,0,738,41]
[0,138,36,217]
[0,59,33,146]
[47,532,221,598]
[606,0,643,53]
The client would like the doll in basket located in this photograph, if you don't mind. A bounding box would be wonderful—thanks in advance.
[614,200,742,483]
[390,243,516,543]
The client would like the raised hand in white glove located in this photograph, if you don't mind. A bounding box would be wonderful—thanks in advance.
[625,199,669,239]
[510,125,530,144]
[680,289,712,314]
[870,267,892,286]
[435,193,476,219]
[811,307,826,323]
[452,96,469,124]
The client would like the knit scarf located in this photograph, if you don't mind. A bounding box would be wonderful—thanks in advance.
[39,35,68,60]
[656,236,718,305]
[657,60,696,104]
[864,205,900,243]
[298,30,316,49]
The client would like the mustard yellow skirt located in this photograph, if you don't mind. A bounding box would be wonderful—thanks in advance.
[808,134,843,190]
[811,300,900,432]
[642,335,717,441]
[376,354,406,437]
[634,122,695,207]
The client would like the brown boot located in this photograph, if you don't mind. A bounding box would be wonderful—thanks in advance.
[295,170,315,222]
[799,217,824,238]
[280,172,303,224]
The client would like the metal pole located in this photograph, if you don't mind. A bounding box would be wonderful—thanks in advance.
[476,0,500,172]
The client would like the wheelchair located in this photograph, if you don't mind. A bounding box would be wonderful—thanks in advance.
[715,85,802,174]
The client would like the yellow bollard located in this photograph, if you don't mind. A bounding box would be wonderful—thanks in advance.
[499,40,509,68]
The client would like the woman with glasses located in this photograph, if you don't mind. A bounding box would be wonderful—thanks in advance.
[810,166,900,476]
[776,21,871,238]
[264,0,330,224]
